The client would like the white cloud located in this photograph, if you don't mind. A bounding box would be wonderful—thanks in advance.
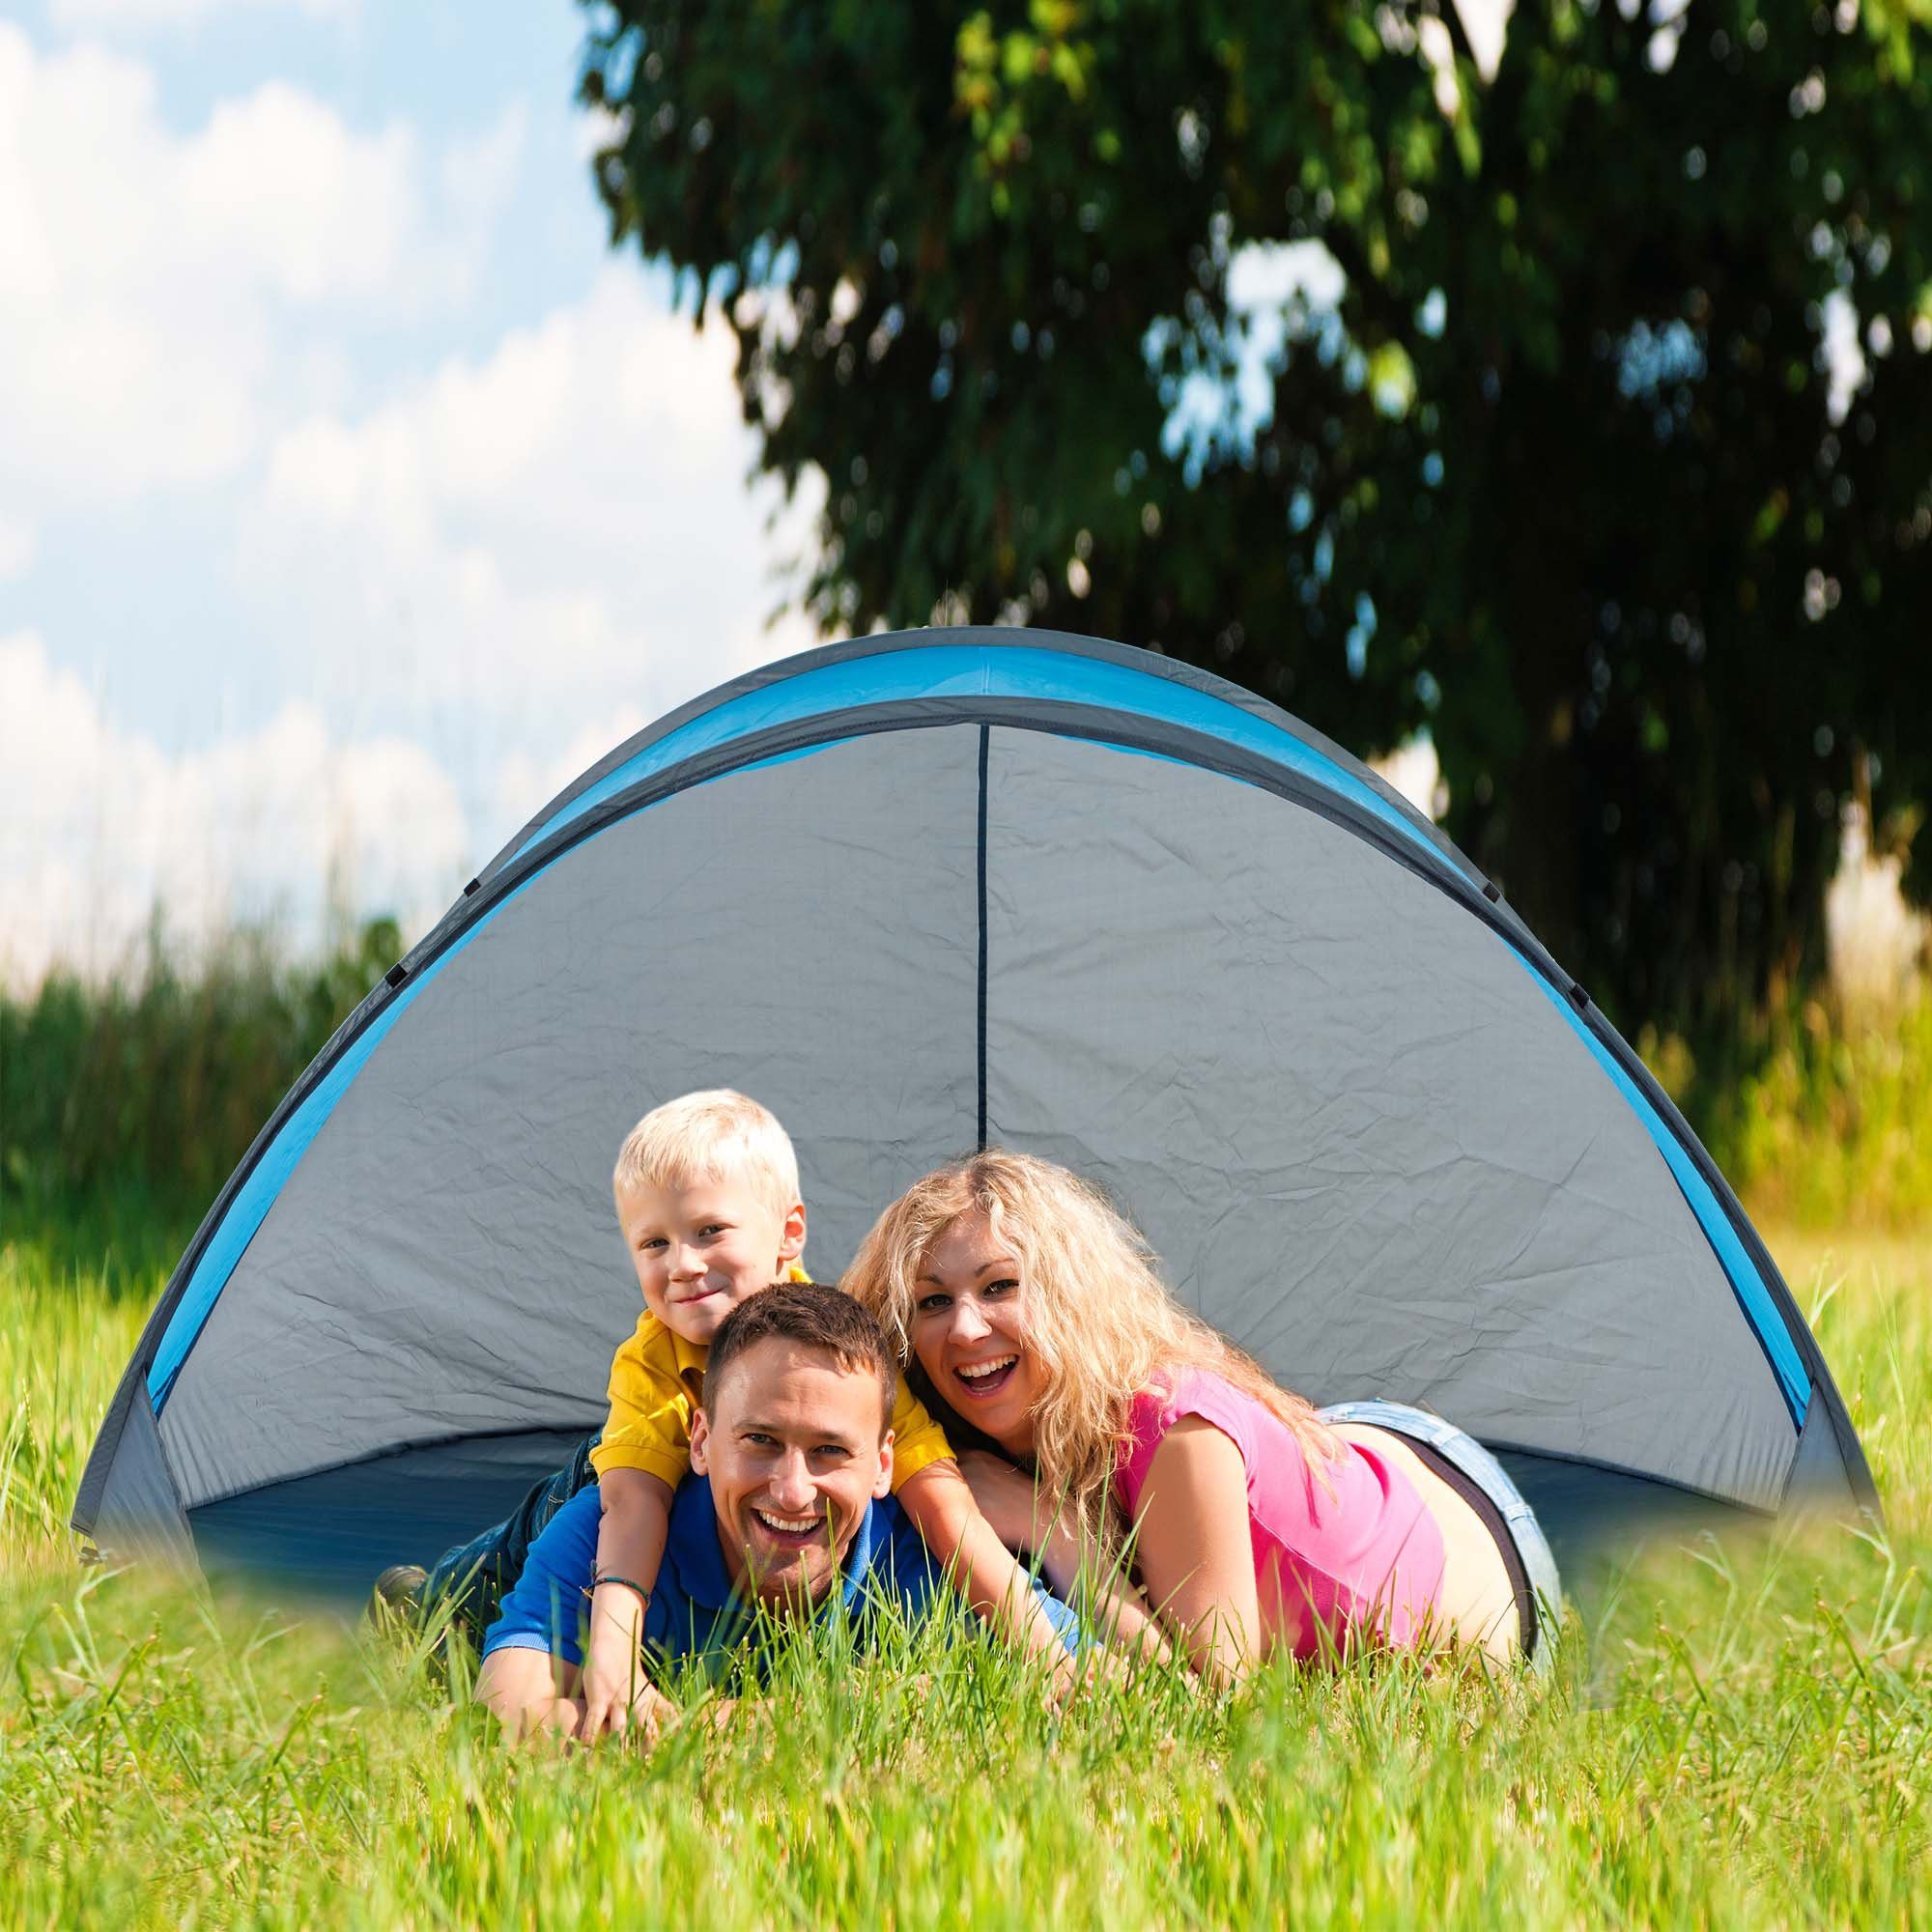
[0,513,36,582]
[178,84,421,305]
[240,267,824,758]
[49,0,352,33]
[0,630,468,988]
[3,27,831,980]
[0,26,515,500]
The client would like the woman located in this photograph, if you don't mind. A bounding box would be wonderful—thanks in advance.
[844,1151,1559,1682]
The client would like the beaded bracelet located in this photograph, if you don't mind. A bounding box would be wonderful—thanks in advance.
[582,1573,652,1608]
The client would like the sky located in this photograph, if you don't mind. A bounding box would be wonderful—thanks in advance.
[0,0,828,984]
[1,2,1542,991]
[28,0,1904,1000]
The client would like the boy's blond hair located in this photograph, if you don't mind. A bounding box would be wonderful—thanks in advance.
[611,1090,801,1218]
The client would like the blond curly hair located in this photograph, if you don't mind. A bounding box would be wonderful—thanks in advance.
[844,1149,1338,1559]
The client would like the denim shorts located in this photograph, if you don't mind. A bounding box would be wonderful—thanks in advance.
[1318,1398,1563,1671]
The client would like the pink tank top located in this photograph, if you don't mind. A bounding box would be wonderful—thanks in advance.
[1115,1368,1446,1661]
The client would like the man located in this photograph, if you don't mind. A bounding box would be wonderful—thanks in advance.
[474,1280,1072,1740]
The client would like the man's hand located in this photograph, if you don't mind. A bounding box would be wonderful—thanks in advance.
[577,1585,673,1742]
[475,1649,588,1743]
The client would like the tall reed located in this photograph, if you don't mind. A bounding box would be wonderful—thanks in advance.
[1642,985,1932,1230]
[0,918,400,1254]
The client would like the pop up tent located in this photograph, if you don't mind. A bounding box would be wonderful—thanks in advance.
[75,628,1876,1602]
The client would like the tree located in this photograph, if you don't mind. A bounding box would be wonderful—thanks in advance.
[579,0,1932,1034]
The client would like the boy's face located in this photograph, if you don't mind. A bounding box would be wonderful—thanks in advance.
[615,1171,807,1345]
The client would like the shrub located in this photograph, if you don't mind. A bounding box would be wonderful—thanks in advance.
[1643,986,1932,1230]
[0,918,401,1223]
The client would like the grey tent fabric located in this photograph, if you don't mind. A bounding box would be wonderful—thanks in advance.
[160,727,982,1511]
[1784,1397,1862,1513]
[74,627,1876,1590]
[980,732,1795,1509]
[87,1386,195,1572]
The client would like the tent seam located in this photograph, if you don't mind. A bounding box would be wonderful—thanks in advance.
[977,724,989,1151]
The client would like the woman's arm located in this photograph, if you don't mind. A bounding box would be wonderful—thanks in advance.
[1130,1416,1262,1688]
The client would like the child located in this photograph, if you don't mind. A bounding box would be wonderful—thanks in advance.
[410,1090,1072,1735]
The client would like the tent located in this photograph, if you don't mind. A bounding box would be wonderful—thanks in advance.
[74,628,1876,1602]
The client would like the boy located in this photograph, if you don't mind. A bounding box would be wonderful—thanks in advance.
[398,1090,1067,1733]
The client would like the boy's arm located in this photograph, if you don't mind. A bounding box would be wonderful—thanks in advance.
[578,1467,678,1740]
[946,1451,1175,1671]
[896,1461,1080,1683]
[578,1315,696,1738]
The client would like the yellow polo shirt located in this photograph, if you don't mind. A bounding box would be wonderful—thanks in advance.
[590,1263,953,1490]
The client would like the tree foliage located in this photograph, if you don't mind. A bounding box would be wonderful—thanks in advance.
[580,0,1932,1032]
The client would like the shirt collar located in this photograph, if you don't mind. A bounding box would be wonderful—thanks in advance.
[665,1258,812,1396]
[667,1326,709,1398]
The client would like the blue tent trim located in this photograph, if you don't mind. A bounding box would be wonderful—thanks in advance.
[144,674,1813,1427]
[512,645,1444,871]
[147,860,541,1406]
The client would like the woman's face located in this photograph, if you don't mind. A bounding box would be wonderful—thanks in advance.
[910,1208,1038,1455]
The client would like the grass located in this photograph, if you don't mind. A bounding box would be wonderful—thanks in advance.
[1,1221,1928,1928]
[1640,985,1932,1231]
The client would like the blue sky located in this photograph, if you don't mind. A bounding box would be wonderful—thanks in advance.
[2,0,824,981]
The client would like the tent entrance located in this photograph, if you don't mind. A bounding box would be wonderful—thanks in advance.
[185,1429,1744,1610]
[188,1428,590,1605]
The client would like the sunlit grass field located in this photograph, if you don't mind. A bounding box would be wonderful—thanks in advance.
[2,1219,1927,1928]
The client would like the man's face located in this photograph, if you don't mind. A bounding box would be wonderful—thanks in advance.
[689,1337,894,1610]
[615,1172,807,1346]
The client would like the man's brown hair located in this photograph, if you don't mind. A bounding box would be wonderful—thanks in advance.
[702,1280,896,1432]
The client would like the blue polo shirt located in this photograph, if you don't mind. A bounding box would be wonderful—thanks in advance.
[481,1472,946,1682]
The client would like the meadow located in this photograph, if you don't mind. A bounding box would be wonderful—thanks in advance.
[1,1212,1926,1929]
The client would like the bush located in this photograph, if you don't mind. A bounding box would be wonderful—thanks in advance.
[1643,986,1932,1230]
[0,918,401,1230]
